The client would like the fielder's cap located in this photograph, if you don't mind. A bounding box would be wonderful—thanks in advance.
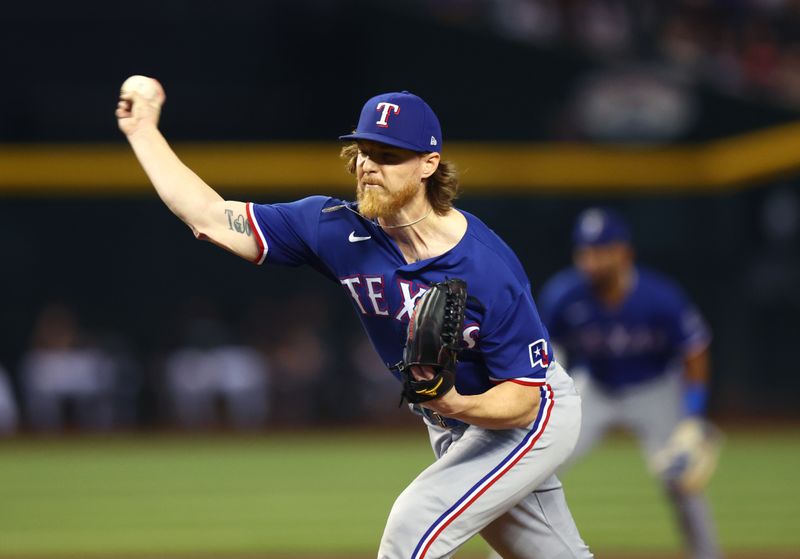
[572,208,631,246]
[339,91,442,153]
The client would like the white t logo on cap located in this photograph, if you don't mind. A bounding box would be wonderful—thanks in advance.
[375,102,400,127]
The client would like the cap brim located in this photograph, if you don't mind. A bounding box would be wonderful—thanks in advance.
[338,132,431,153]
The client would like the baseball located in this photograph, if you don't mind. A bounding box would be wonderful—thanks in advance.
[120,75,165,105]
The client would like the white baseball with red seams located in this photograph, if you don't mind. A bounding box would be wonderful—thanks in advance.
[120,75,165,105]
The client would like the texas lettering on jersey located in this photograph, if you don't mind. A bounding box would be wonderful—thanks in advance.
[339,274,482,349]
[340,276,425,321]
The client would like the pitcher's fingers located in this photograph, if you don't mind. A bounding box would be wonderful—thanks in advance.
[118,91,136,102]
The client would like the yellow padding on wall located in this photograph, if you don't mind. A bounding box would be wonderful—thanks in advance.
[1,120,799,195]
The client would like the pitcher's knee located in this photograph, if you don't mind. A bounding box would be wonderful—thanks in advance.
[379,491,457,559]
[378,492,424,557]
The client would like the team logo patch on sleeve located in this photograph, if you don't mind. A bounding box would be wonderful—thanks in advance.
[528,339,549,369]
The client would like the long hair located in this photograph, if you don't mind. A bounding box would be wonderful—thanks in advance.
[340,143,461,215]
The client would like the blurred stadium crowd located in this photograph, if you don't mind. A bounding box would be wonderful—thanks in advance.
[410,0,800,144]
[429,0,800,110]
[3,0,798,145]
[0,298,399,434]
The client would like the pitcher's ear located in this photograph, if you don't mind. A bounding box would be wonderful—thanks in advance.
[421,152,440,179]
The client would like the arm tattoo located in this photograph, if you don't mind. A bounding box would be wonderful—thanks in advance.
[225,208,253,236]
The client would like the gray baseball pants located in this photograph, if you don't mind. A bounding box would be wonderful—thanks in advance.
[378,363,593,559]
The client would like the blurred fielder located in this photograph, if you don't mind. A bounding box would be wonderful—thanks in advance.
[535,208,723,559]
[117,80,592,558]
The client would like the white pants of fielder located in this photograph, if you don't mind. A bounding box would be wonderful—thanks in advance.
[559,371,722,559]
[378,363,593,559]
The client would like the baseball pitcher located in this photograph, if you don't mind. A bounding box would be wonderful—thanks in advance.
[117,79,592,559]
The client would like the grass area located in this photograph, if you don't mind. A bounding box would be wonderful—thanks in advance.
[562,429,800,554]
[0,427,798,557]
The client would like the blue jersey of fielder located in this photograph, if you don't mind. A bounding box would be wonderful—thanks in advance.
[245,196,553,394]
[538,267,710,391]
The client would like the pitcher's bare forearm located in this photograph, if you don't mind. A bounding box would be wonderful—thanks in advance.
[205,203,260,259]
[125,126,259,261]
[423,381,542,430]
[126,127,219,227]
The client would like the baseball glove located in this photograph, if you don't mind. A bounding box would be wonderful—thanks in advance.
[650,418,724,494]
[393,278,467,405]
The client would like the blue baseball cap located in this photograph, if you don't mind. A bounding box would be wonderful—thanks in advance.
[572,208,631,246]
[339,91,442,153]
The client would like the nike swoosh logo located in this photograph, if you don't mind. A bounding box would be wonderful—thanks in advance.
[349,231,372,243]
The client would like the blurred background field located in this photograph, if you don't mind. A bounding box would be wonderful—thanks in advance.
[0,427,798,558]
[2,1,800,558]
